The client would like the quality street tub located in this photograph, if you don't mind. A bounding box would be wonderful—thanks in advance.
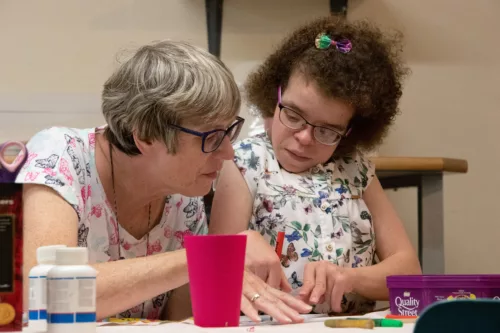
[387,275,500,316]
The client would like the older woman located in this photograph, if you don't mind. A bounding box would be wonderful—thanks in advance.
[16,40,311,323]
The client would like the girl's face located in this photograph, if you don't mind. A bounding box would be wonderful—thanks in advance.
[270,72,354,173]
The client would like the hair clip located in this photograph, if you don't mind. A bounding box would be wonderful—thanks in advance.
[314,33,352,53]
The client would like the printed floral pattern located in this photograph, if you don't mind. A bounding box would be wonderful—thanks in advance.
[16,126,208,319]
[234,133,377,315]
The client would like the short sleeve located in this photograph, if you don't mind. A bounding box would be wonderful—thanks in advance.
[232,137,268,198]
[360,154,376,191]
[335,151,376,196]
[15,127,88,219]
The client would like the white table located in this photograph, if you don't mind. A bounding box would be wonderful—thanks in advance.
[98,322,415,333]
[15,311,415,333]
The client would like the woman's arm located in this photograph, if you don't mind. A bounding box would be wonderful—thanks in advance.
[23,184,78,313]
[93,251,188,319]
[23,184,190,320]
[347,176,422,300]
[209,160,253,234]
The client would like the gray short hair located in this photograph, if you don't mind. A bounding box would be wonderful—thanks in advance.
[102,40,241,155]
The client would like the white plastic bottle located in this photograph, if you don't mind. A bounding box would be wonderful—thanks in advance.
[47,247,97,333]
[28,244,67,331]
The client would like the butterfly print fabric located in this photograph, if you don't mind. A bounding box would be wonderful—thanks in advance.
[233,133,377,315]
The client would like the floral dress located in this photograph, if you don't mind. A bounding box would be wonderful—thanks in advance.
[233,133,377,315]
[15,126,207,319]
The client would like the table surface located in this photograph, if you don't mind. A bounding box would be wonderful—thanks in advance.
[13,311,416,333]
[372,156,468,173]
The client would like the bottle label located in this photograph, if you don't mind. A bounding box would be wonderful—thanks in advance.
[29,276,48,320]
[47,277,96,324]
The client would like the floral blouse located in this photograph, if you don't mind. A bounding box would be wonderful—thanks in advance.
[233,133,377,315]
[15,126,207,319]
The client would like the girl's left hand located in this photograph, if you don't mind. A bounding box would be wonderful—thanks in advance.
[297,261,356,312]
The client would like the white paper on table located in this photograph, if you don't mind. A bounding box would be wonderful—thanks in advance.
[88,311,416,333]
[182,310,390,326]
[98,320,172,326]
[91,310,416,333]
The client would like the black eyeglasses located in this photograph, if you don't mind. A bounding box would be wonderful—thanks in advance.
[168,116,245,153]
[277,86,349,146]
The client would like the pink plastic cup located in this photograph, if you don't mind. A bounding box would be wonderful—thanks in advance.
[185,234,247,327]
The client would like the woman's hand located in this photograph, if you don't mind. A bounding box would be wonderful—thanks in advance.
[239,230,292,292]
[240,270,312,324]
[298,261,356,313]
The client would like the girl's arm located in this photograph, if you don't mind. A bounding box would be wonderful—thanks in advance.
[348,176,422,300]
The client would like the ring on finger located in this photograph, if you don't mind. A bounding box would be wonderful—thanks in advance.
[250,293,261,303]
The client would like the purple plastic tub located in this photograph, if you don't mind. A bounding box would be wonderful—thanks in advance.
[387,275,500,316]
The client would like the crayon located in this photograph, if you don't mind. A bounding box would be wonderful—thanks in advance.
[347,318,403,327]
[385,314,418,323]
[324,319,374,329]
[275,231,285,257]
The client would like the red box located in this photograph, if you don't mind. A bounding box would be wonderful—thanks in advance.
[0,143,25,332]
[0,183,23,331]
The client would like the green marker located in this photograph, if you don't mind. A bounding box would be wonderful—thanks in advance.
[347,318,403,327]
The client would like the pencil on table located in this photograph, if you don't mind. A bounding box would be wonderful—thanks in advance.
[324,319,375,329]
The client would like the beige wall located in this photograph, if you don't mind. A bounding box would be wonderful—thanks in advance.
[1,0,498,273]
[348,0,500,274]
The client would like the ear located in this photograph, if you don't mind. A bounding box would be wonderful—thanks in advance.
[132,132,154,155]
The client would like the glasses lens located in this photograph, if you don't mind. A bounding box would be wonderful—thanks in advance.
[204,131,225,152]
[280,108,305,129]
[314,127,342,145]
[227,119,244,143]
[202,118,245,153]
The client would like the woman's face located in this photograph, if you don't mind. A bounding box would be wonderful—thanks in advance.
[270,72,354,173]
[146,118,239,197]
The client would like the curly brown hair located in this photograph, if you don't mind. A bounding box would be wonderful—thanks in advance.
[244,15,410,157]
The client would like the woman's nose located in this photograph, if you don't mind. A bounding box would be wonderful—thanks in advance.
[215,135,234,160]
[294,125,315,146]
